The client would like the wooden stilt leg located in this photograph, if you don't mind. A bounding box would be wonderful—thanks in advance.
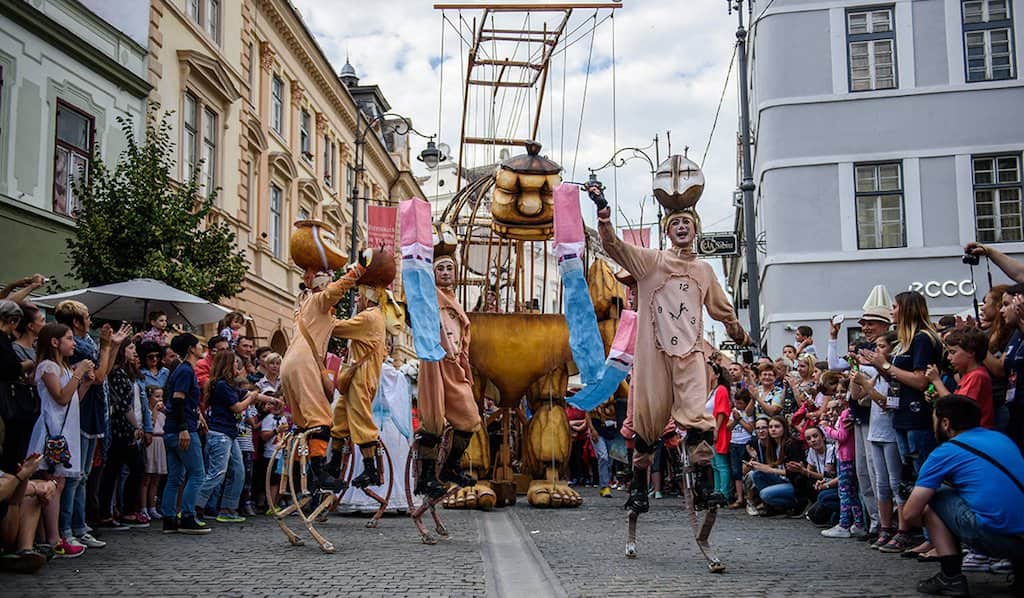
[361,443,394,528]
[679,442,725,573]
[266,434,304,547]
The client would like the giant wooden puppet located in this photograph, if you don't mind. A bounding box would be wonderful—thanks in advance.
[585,153,751,573]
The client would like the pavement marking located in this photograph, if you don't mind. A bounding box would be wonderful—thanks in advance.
[478,508,568,598]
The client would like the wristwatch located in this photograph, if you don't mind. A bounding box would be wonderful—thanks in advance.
[882,362,893,373]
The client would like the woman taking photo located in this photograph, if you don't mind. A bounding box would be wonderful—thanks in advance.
[860,290,940,554]
[97,340,147,531]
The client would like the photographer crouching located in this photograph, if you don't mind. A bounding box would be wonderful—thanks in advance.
[903,395,1024,596]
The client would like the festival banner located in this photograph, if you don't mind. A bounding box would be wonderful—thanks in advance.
[399,198,445,361]
[569,310,638,411]
[622,227,651,248]
[367,205,398,254]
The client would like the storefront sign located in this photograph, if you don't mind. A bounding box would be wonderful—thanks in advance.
[908,279,976,298]
[697,232,739,257]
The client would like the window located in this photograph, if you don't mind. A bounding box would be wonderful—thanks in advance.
[962,1,1015,81]
[297,207,310,222]
[246,158,256,239]
[271,75,284,134]
[201,107,217,197]
[183,93,198,181]
[854,162,905,249]
[248,40,256,103]
[346,164,356,198]
[186,0,199,22]
[300,109,311,160]
[847,7,897,91]
[205,0,220,43]
[323,136,336,188]
[269,184,283,258]
[52,102,93,216]
[973,154,1023,242]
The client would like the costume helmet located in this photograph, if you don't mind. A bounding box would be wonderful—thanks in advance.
[652,152,705,212]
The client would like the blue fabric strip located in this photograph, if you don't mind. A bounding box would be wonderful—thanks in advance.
[401,261,446,361]
[559,256,605,384]
[569,361,630,412]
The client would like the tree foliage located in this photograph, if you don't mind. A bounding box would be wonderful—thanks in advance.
[66,102,248,302]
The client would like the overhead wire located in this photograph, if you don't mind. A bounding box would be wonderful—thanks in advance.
[435,10,446,211]
[700,44,736,169]
[570,11,598,180]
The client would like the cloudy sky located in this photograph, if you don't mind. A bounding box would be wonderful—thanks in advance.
[293,0,752,336]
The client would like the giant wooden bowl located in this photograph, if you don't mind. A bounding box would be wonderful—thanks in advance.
[290,220,348,272]
[468,313,572,409]
[358,248,397,288]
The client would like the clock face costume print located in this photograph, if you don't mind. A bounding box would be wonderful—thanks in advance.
[597,220,750,449]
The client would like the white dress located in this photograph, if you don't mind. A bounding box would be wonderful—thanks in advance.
[27,360,82,477]
[336,361,417,513]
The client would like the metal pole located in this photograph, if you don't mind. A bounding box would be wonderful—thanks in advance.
[653,134,662,250]
[735,1,762,351]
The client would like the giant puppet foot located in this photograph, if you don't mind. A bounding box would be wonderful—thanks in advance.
[526,479,583,508]
[442,481,497,511]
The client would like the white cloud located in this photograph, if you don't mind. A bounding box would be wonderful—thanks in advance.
[294,0,746,339]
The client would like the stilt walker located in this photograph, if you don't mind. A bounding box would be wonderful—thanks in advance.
[326,249,402,500]
[585,152,751,572]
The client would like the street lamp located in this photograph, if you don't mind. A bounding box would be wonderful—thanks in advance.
[727,0,763,352]
[588,137,663,248]
[350,111,442,265]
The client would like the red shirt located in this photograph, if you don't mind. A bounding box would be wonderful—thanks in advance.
[957,366,994,429]
[711,385,731,454]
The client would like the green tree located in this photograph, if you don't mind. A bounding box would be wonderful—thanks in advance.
[67,102,248,302]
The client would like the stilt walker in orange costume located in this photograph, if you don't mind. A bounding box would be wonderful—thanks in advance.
[414,243,483,499]
[585,153,751,572]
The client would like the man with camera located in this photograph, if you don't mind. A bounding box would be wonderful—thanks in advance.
[902,395,1024,596]
[965,242,1024,279]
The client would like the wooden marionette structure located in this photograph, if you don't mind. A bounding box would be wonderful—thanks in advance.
[424,2,625,511]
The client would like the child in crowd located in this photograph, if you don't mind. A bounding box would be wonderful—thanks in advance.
[219,312,245,350]
[236,388,260,517]
[727,389,754,509]
[140,310,169,346]
[926,327,994,429]
[259,400,290,512]
[820,396,865,538]
[142,386,167,521]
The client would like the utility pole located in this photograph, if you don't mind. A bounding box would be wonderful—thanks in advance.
[732,0,762,352]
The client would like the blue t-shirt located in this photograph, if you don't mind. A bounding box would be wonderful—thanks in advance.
[207,380,241,438]
[142,367,169,394]
[164,361,200,435]
[891,331,939,431]
[916,428,1024,535]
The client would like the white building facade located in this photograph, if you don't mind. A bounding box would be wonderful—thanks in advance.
[730,0,1024,351]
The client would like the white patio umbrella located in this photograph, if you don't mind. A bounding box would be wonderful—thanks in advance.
[34,278,231,327]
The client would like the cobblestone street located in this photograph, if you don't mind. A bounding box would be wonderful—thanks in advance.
[3,488,1018,596]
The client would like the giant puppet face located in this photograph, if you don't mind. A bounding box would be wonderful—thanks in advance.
[491,141,561,241]
[434,257,456,288]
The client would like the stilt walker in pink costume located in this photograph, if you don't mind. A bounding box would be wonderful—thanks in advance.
[585,152,751,572]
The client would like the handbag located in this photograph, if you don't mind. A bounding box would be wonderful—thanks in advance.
[43,399,73,470]
[334,352,369,396]
[0,379,40,425]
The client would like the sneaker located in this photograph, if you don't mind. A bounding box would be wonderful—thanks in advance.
[849,524,867,538]
[878,532,916,553]
[0,549,47,573]
[916,572,969,597]
[989,559,1013,574]
[147,507,161,520]
[961,550,995,572]
[162,516,179,534]
[95,519,129,532]
[76,533,106,548]
[600,486,612,498]
[178,516,211,535]
[53,539,86,558]
[821,524,852,538]
[745,502,759,517]
[215,512,247,523]
[870,530,894,550]
[121,513,150,528]
[654,491,664,499]
[241,502,257,517]
[33,544,55,562]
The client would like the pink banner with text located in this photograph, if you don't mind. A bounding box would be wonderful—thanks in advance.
[367,205,398,254]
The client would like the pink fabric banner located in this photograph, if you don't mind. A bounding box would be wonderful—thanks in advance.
[622,228,651,248]
[609,309,638,359]
[553,184,584,258]
[367,205,398,254]
[399,198,433,261]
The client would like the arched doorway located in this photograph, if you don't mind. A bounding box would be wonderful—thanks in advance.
[270,329,288,355]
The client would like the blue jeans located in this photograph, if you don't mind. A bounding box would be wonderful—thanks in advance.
[895,428,937,474]
[592,435,612,488]
[729,443,747,481]
[929,486,1024,559]
[196,431,244,512]
[162,432,204,519]
[752,470,799,509]
[60,435,97,538]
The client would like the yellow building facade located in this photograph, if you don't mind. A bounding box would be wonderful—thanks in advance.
[146,0,422,352]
